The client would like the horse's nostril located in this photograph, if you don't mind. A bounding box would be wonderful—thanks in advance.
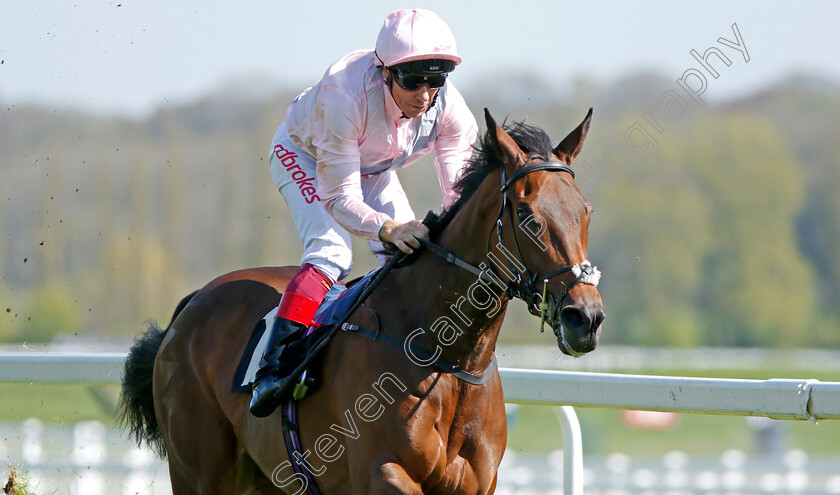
[560,307,586,331]
[592,309,606,329]
[561,306,604,333]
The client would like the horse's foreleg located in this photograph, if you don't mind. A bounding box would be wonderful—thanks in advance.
[365,462,424,495]
[487,472,498,494]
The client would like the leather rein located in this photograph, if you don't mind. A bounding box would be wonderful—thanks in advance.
[420,160,601,336]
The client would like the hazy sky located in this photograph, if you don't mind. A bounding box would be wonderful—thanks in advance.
[2,1,838,117]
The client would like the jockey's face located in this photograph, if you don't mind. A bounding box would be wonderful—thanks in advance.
[385,67,439,118]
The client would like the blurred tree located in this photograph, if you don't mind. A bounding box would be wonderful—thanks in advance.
[98,235,177,336]
[731,76,840,330]
[797,133,840,319]
[127,142,153,320]
[590,113,713,347]
[13,283,81,343]
[160,125,190,283]
[0,285,16,342]
[590,111,818,347]
[685,113,817,347]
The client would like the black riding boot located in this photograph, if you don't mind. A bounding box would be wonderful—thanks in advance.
[249,316,305,417]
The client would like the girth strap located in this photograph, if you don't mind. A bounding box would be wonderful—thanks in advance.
[281,400,323,495]
[341,322,498,386]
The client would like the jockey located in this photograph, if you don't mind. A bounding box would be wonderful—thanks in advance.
[250,8,478,416]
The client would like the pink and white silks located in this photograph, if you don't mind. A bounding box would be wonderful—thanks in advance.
[269,49,478,283]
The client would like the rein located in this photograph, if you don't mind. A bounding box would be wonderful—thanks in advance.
[423,161,601,334]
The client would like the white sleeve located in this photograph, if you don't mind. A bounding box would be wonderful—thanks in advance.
[313,82,391,240]
[433,86,478,209]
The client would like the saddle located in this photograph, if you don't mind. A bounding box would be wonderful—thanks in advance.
[231,268,378,396]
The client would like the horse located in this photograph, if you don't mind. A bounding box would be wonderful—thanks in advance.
[118,108,605,494]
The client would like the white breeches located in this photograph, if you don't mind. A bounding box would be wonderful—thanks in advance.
[269,124,416,282]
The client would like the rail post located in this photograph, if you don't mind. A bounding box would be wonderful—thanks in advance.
[552,406,583,495]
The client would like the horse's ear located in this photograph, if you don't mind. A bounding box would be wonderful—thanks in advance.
[484,108,526,169]
[553,107,593,164]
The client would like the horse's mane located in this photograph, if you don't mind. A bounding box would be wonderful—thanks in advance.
[374,119,554,256]
[431,120,554,237]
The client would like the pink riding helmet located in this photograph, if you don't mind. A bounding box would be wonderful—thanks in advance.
[374,9,461,68]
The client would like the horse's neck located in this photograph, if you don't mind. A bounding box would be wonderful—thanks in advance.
[390,173,509,372]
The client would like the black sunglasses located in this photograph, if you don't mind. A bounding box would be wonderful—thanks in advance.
[391,68,448,91]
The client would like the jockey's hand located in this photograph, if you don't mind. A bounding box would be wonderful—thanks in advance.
[378,219,429,254]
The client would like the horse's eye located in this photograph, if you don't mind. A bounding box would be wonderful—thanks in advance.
[516,206,531,223]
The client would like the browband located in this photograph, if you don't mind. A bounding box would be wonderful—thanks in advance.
[501,162,575,192]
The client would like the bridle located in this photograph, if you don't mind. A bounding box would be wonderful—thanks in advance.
[495,160,601,333]
[420,160,601,335]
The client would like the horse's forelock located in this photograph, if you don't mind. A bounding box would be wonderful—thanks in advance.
[502,121,554,160]
[436,120,553,232]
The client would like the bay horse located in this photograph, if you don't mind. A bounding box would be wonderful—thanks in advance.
[118,108,604,494]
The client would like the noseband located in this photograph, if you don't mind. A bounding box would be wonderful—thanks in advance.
[420,161,601,334]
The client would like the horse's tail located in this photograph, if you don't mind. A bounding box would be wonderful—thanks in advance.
[117,290,198,458]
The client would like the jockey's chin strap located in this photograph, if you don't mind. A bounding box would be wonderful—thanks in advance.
[419,161,601,334]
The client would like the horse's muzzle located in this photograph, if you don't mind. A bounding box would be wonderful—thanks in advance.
[556,300,605,356]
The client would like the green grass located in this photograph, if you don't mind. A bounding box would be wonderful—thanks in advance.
[0,383,117,425]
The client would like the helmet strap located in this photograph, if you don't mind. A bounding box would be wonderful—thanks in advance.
[374,50,386,67]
